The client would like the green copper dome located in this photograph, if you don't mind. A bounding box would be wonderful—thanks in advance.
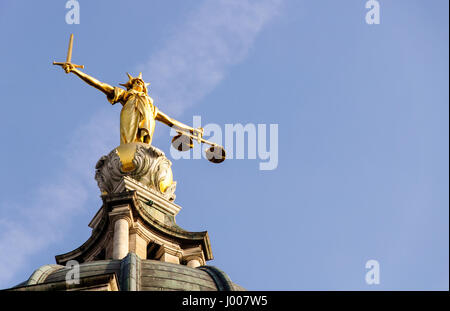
[10,253,245,291]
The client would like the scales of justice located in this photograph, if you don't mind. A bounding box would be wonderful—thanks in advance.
[53,34,226,202]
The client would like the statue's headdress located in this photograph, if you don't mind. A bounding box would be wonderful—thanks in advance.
[120,72,150,93]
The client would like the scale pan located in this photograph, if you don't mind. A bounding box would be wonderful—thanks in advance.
[171,134,193,152]
[205,145,226,163]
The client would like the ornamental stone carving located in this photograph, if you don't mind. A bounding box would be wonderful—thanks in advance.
[95,142,176,201]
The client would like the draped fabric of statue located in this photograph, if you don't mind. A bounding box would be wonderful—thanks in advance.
[52,34,219,161]
[108,87,159,144]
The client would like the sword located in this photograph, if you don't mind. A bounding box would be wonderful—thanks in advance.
[53,34,84,72]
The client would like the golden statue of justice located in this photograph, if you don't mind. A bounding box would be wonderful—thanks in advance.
[53,34,225,163]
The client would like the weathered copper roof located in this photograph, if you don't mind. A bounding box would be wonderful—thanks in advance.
[10,253,245,291]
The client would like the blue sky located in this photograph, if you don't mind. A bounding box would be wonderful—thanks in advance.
[0,0,448,290]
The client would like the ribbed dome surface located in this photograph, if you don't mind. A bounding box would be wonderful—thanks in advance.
[11,253,245,291]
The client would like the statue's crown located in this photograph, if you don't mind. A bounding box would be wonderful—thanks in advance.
[120,72,151,92]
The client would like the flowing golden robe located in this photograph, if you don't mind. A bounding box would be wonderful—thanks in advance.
[107,87,159,144]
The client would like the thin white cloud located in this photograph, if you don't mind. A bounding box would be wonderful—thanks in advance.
[0,0,282,288]
[0,109,117,288]
[141,0,282,116]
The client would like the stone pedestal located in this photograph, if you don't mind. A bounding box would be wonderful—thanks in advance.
[95,142,177,201]
[55,144,213,268]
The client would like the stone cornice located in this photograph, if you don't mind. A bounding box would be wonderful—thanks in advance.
[55,189,213,265]
[123,176,181,216]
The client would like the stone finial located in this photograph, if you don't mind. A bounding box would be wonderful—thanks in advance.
[95,142,177,201]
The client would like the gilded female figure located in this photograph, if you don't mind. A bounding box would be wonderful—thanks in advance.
[61,63,202,145]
